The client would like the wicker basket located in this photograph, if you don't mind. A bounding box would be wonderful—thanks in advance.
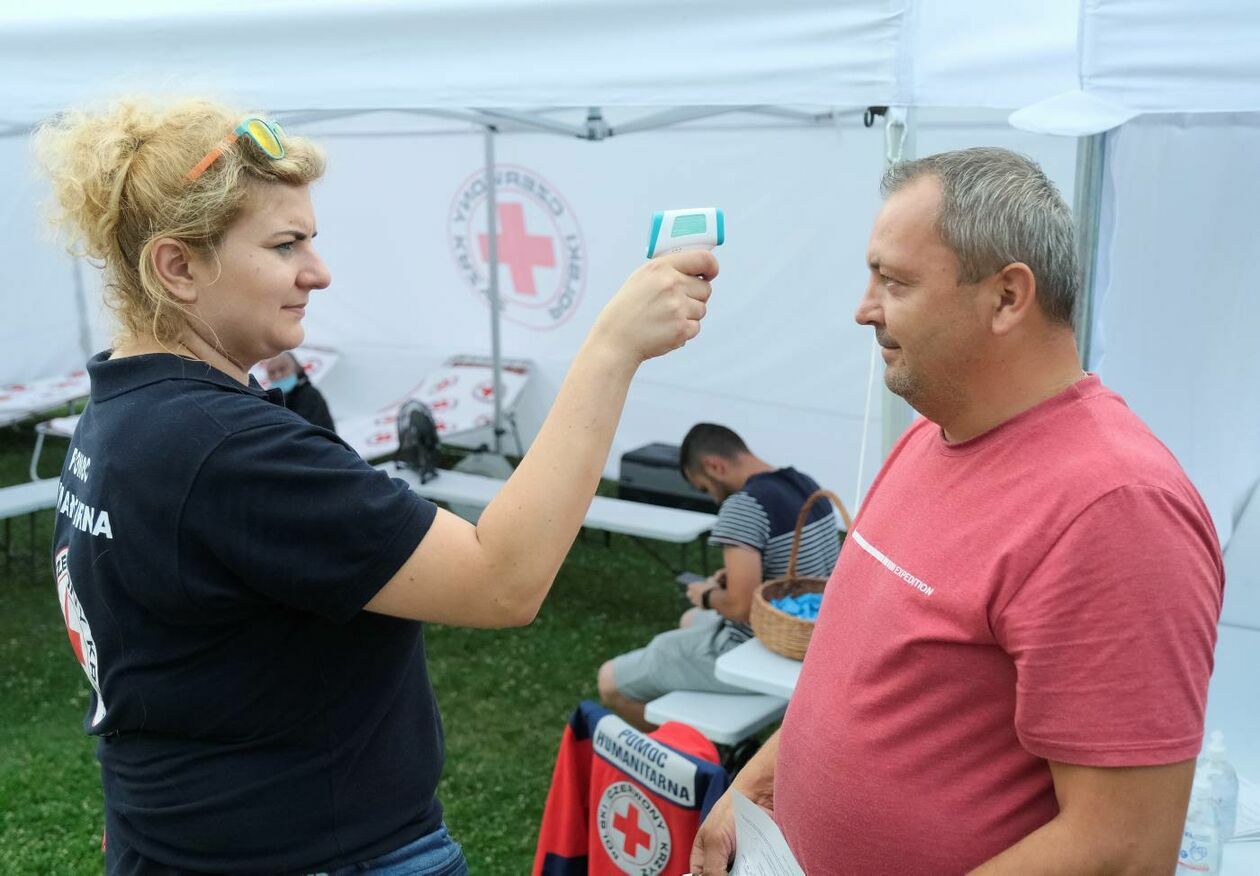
[750,488,851,660]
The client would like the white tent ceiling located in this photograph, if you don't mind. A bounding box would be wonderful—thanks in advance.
[1014,0,1260,134]
[0,0,1080,128]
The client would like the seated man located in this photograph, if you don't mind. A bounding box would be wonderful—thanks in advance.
[598,423,841,730]
[265,351,335,432]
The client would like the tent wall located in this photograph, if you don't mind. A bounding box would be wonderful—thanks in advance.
[0,137,92,383]
[1089,113,1260,549]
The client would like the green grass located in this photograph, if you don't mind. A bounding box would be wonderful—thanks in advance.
[0,422,714,873]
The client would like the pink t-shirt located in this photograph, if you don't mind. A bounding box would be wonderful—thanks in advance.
[775,376,1223,874]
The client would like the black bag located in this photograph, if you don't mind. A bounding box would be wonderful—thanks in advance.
[395,400,441,484]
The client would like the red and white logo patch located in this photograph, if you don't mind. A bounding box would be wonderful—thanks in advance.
[54,546,106,727]
[597,781,672,875]
[472,381,495,403]
[448,164,587,332]
[430,375,459,396]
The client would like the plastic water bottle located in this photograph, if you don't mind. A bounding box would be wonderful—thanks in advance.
[1178,770,1223,873]
[1200,730,1239,841]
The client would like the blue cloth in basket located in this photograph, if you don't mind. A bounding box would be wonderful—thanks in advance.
[770,592,822,621]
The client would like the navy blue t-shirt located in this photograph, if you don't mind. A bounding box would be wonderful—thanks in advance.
[51,352,441,873]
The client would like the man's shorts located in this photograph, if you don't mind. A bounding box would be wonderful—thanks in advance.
[611,609,752,702]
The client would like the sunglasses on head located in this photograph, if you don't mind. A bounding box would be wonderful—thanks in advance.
[185,116,286,182]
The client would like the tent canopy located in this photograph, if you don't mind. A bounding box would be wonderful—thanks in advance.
[1014,0,1260,134]
[1,0,1081,127]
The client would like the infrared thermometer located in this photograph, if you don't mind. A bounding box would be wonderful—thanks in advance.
[646,207,725,258]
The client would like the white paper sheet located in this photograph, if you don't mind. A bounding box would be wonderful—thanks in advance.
[1232,775,1260,842]
[728,791,805,876]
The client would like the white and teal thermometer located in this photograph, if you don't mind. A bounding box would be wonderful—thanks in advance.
[646,207,725,258]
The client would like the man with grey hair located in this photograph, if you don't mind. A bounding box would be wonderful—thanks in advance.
[691,147,1223,874]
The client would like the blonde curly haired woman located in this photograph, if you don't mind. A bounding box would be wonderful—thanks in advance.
[39,97,717,875]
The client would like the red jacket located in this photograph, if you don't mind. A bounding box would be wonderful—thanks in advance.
[534,700,730,875]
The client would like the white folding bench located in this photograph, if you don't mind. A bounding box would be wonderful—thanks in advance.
[381,465,717,575]
[1,478,59,580]
[0,368,90,431]
[644,690,787,748]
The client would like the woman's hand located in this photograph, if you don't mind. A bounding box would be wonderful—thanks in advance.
[589,249,719,365]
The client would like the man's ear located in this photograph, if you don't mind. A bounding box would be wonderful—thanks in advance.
[991,261,1038,336]
[149,237,200,304]
[701,455,728,479]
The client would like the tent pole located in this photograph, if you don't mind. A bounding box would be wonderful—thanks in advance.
[1072,133,1106,370]
[879,107,918,460]
[72,258,92,361]
[483,125,504,455]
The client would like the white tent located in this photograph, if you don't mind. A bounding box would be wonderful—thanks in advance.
[3,4,1259,867]
[0,0,1255,554]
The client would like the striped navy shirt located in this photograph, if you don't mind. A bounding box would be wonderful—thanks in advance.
[710,467,842,642]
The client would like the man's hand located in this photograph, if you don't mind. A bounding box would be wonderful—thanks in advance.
[687,579,719,609]
[690,789,740,874]
[690,731,781,874]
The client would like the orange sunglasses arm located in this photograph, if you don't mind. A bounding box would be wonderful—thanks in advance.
[184,132,240,182]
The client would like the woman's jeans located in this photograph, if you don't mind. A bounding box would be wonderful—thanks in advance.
[322,824,468,876]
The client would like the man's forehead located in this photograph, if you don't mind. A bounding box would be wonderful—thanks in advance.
[869,177,945,259]
[879,177,941,230]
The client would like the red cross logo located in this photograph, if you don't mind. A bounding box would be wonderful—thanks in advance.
[430,398,455,412]
[478,202,555,296]
[612,804,652,857]
[62,591,85,665]
[433,376,457,393]
[475,382,494,401]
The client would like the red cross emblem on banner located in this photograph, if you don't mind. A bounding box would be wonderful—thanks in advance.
[612,804,652,856]
[478,202,555,296]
